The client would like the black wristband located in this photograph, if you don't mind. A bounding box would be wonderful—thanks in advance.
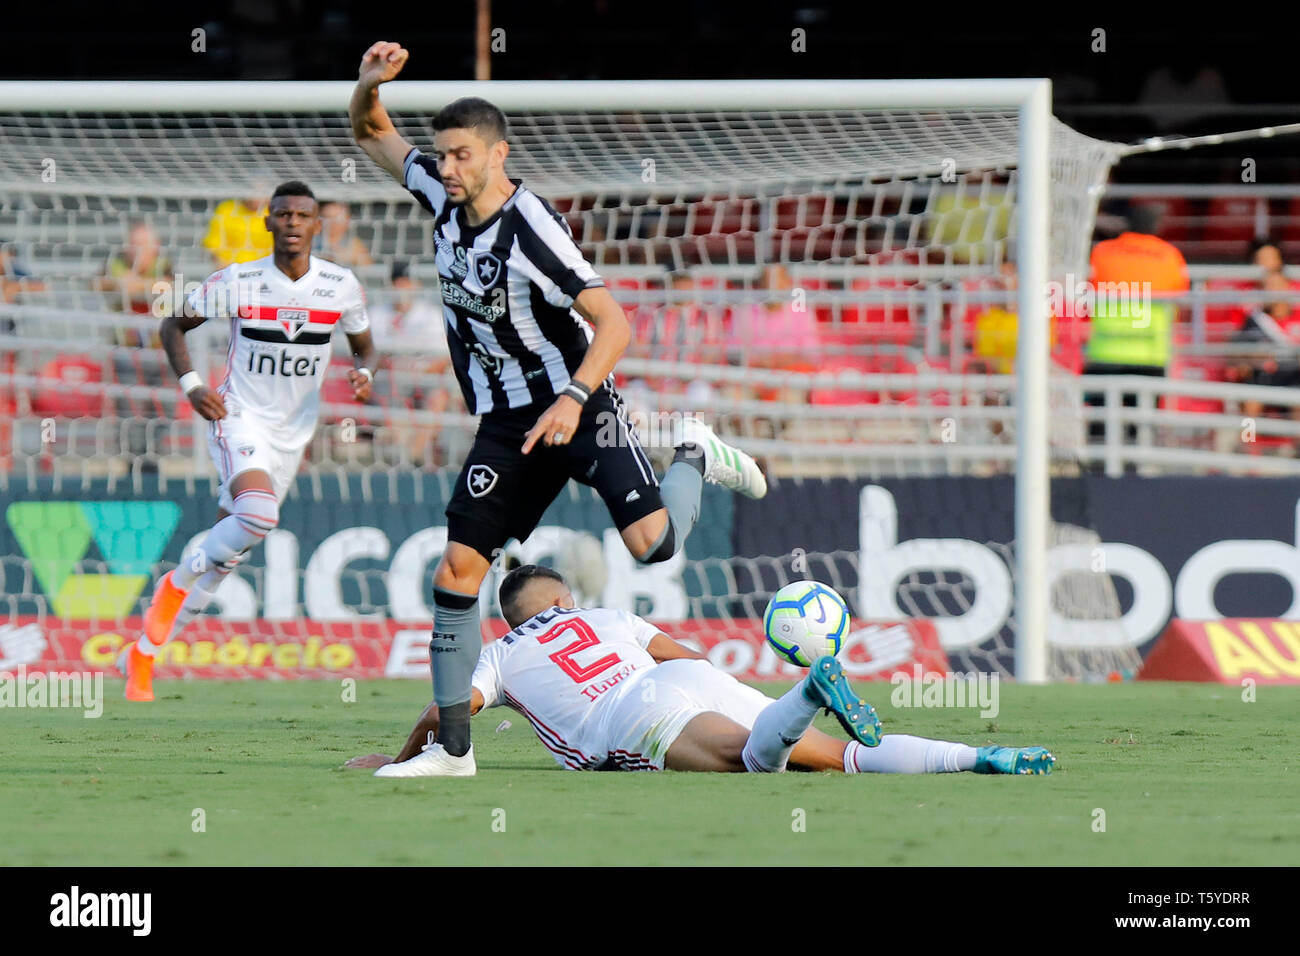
[562,381,591,405]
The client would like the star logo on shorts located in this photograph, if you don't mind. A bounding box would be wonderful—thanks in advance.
[467,464,498,498]
[238,444,255,457]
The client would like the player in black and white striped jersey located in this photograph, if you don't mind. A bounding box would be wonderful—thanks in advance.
[350,41,768,777]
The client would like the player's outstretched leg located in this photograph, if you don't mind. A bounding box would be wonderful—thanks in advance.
[674,417,766,500]
[973,745,1056,775]
[119,484,278,701]
[632,417,767,568]
[741,658,880,772]
[839,736,1055,775]
[802,656,882,748]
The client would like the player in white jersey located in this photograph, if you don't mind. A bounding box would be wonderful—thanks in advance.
[353,566,1056,777]
[119,181,379,701]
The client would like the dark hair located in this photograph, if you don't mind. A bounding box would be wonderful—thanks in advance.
[271,180,317,203]
[1126,204,1160,237]
[1249,235,1282,265]
[432,97,508,145]
[499,564,565,627]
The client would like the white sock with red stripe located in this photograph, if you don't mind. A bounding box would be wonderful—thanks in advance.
[172,489,279,591]
[135,551,252,655]
[844,735,978,774]
[741,681,820,772]
[166,571,224,643]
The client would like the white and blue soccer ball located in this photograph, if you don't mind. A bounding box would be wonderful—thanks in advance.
[763,581,851,667]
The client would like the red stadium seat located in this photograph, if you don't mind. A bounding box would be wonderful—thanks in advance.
[809,353,917,406]
[1202,197,1264,260]
[32,355,106,419]
[1166,358,1226,414]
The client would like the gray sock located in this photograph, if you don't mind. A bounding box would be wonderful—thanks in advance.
[431,588,481,756]
[659,458,704,549]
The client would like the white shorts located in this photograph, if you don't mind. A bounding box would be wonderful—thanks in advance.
[207,411,304,511]
[597,659,775,771]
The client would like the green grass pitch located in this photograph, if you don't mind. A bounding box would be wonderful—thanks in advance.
[2,680,1295,866]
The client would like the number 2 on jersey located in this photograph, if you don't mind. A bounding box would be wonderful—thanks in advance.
[538,618,621,683]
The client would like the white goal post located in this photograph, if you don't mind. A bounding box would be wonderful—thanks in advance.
[0,78,1061,681]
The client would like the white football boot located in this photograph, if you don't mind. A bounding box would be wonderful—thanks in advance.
[674,418,768,499]
[374,742,477,778]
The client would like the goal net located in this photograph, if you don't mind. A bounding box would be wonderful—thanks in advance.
[0,80,1138,680]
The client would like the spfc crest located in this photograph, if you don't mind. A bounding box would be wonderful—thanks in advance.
[277,308,310,340]
[467,464,498,498]
[472,252,503,289]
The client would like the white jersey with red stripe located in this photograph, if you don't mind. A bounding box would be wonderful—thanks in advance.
[472,606,662,770]
[186,254,369,449]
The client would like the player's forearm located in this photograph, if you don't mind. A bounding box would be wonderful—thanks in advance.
[159,314,201,381]
[570,307,630,392]
[349,82,395,144]
[351,338,380,376]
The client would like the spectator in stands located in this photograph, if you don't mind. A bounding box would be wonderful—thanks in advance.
[1082,206,1189,457]
[0,241,45,308]
[318,201,374,269]
[202,178,273,267]
[1250,236,1284,278]
[369,260,444,351]
[368,260,452,465]
[724,264,821,434]
[970,259,1021,374]
[727,264,822,372]
[1228,271,1300,448]
[96,220,174,346]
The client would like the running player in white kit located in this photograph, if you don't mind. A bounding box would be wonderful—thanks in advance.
[354,565,1055,777]
[120,181,379,701]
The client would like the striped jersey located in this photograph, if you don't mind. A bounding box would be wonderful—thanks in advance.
[186,254,369,448]
[402,147,606,416]
[472,606,661,770]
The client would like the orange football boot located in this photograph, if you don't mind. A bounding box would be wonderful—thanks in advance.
[119,643,155,702]
[143,570,188,646]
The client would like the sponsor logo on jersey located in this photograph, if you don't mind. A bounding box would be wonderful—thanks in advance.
[318,270,344,282]
[277,308,310,340]
[246,347,324,378]
[468,342,505,375]
[312,288,335,298]
[239,270,263,278]
[473,252,503,288]
[443,284,507,323]
[467,464,498,498]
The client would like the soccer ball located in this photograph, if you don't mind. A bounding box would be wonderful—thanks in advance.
[763,581,851,667]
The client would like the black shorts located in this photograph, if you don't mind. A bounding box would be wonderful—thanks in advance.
[446,389,664,560]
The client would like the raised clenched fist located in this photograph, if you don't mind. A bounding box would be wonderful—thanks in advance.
[358,41,409,90]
